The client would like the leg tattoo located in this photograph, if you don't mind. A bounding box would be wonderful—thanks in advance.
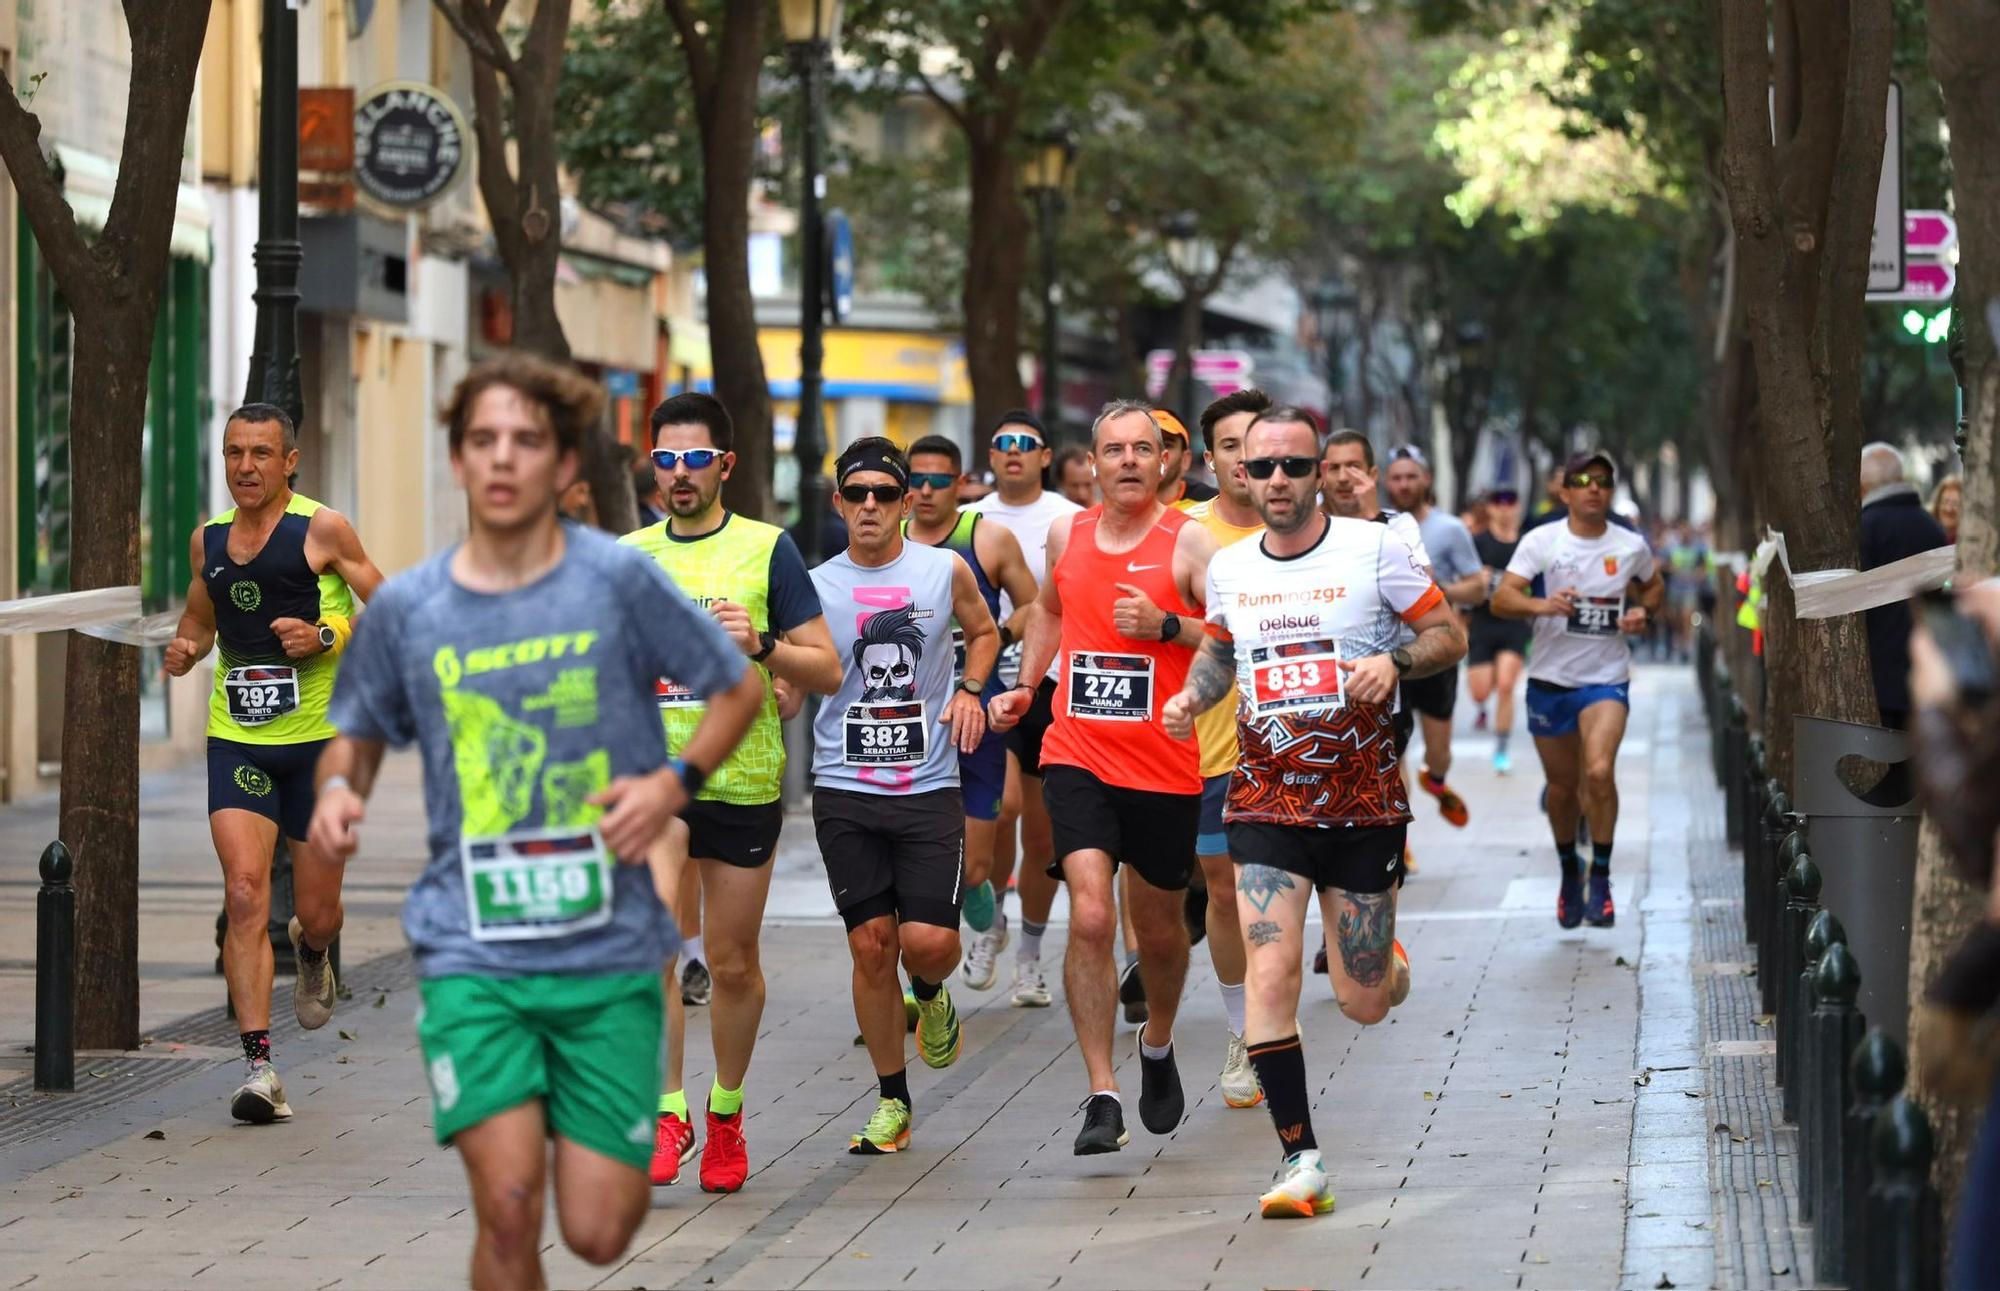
[1237,865,1297,915]
[1335,891,1395,988]
[1247,919,1282,946]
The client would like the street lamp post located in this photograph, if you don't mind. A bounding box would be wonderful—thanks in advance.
[781,0,842,565]
[1020,129,1075,435]
[1162,211,1211,428]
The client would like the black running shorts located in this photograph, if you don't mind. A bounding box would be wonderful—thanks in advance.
[207,737,326,841]
[684,799,785,869]
[1467,615,1531,666]
[1225,820,1407,895]
[1004,676,1059,777]
[812,786,964,931]
[1041,763,1199,892]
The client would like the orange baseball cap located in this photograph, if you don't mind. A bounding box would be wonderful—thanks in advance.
[1152,408,1191,445]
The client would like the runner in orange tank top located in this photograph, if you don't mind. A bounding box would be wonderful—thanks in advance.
[992,400,1220,1157]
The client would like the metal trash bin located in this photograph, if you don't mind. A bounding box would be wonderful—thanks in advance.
[1793,716,1921,1046]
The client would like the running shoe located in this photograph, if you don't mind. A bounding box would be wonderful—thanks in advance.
[1390,939,1412,1008]
[230,1059,293,1124]
[1259,1149,1337,1219]
[1474,709,1488,731]
[700,1106,748,1193]
[1585,870,1615,928]
[1313,938,1329,976]
[288,916,335,1031]
[1073,1093,1128,1155]
[1137,1040,1184,1134]
[962,879,996,934]
[1119,955,1149,1025]
[1010,960,1052,1008]
[1557,868,1585,929]
[1220,1032,1263,1108]
[1183,882,1208,947]
[915,986,962,1068]
[650,1110,697,1186]
[848,1096,912,1155]
[1493,746,1513,776]
[903,989,920,1032]
[1418,770,1470,827]
[681,959,712,1006]
[962,915,1009,990]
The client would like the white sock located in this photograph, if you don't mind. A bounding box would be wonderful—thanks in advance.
[1091,1088,1121,1103]
[1218,979,1246,1037]
[684,935,705,966]
[1019,919,1046,964]
[1140,1033,1173,1061]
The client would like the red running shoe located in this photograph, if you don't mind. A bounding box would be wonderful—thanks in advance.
[649,1110,696,1186]
[1418,770,1470,828]
[700,1105,749,1193]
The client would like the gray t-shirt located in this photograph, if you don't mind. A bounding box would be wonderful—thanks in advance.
[328,524,747,979]
[1417,508,1482,587]
[811,541,963,797]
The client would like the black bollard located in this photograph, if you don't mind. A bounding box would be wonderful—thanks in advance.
[1712,672,1736,787]
[1774,851,1821,1092]
[35,841,76,1092]
[1766,831,1808,1013]
[1864,1096,1943,1291]
[1724,693,1748,846]
[1789,910,1845,1125]
[1844,1031,1906,1284]
[1804,942,1864,1232]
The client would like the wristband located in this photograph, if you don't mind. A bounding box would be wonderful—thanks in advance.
[322,774,354,798]
[669,758,708,798]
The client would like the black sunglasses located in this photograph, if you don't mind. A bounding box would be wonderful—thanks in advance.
[840,482,906,504]
[1243,456,1320,480]
[651,448,722,471]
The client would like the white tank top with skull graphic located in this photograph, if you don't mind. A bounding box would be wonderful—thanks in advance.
[810,540,963,796]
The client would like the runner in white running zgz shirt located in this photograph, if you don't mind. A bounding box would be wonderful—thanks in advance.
[965,410,1081,1008]
[1492,449,1663,932]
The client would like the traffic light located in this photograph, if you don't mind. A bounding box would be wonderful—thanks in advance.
[1898,306,1951,345]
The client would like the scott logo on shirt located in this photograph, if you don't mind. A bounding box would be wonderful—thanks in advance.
[433,632,599,688]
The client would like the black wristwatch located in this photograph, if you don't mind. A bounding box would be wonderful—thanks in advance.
[670,758,708,798]
[750,630,777,662]
[1160,614,1183,643]
[1390,647,1414,675]
[317,623,338,653]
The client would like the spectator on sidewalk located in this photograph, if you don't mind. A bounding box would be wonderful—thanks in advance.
[1860,442,1950,729]
[1930,474,1963,545]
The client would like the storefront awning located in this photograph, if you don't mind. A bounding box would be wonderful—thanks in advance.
[55,144,213,264]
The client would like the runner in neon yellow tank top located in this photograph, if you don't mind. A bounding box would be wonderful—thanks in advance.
[619,392,841,1192]
[163,403,385,1125]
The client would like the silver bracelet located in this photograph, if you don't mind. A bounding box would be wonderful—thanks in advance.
[322,774,355,797]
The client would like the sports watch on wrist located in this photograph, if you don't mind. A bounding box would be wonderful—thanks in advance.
[1160,614,1183,643]
[1390,647,1414,675]
[958,676,986,698]
[669,758,708,798]
[750,630,777,662]
[317,623,338,653]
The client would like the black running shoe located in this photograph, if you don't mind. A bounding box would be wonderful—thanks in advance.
[681,959,712,1006]
[1074,1093,1129,1155]
[1119,956,1148,1025]
[1138,1042,1185,1134]
[1585,870,1615,927]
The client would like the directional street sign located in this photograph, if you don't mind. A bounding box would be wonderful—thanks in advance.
[1873,261,1956,303]
[1904,209,1957,257]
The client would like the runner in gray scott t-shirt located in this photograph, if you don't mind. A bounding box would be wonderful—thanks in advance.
[327,524,747,980]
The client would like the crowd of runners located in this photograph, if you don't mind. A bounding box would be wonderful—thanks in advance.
[169,354,1665,1286]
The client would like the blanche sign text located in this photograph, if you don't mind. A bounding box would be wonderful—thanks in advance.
[354,82,468,210]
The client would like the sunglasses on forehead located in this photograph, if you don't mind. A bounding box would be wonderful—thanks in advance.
[1243,456,1320,480]
[991,431,1044,453]
[650,448,722,471]
[839,482,906,504]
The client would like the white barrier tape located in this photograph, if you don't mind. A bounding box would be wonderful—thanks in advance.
[0,587,185,646]
[1763,529,1959,619]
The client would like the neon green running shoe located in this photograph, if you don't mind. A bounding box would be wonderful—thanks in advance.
[903,990,920,1032]
[915,984,962,1069]
[848,1096,912,1155]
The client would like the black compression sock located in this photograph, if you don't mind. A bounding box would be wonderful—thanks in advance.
[910,976,941,1001]
[241,1029,271,1064]
[1247,1036,1317,1156]
[879,1068,911,1107]
[1591,841,1613,874]
[1557,844,1581,878]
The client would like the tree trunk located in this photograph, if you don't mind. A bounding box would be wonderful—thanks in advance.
[1718,0,1891,782]
[1907,0,2000,1218]
[963,129,1030,441]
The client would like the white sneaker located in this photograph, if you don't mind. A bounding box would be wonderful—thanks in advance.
[231,1059,294,1124]
[963,925,1003,990]
[1220,1032,1263,1108]
[1259,1148,1336,1219]
[289,917,336,1030]
[1010,959,1051,1008]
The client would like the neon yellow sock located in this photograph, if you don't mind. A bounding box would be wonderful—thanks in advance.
[710,1079,744,1117]
[658,1088,687,1118]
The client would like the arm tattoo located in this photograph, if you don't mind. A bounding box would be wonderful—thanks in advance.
[1335,890,1396,988]
[1236,864,1297,914]
[1185,635,1237,712]
[1400,619,1465,680]
[1247,919,1283,946]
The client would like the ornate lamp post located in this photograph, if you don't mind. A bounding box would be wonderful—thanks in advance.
[780,0,843,563]
[1020,127,1075,435]
[244,0,304,427]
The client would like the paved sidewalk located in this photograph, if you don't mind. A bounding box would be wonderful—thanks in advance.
[1,668,1719,1289]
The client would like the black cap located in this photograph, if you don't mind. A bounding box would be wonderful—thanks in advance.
[1562,449,1617,483]
[989,408,1047,439]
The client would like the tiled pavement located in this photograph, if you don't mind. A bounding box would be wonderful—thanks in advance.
[1,668,1729,1289]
